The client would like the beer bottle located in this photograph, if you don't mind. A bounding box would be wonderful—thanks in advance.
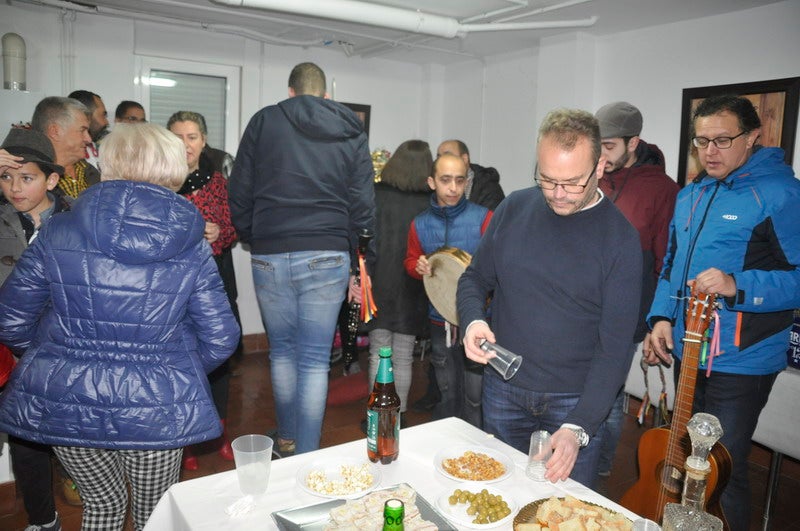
[383,498,404,530]
[367,346,400,464]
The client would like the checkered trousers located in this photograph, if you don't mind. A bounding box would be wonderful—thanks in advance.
[53,446,182,530]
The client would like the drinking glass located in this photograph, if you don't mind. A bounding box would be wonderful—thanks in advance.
[526,430,551,481]
[480,339,522,380]
[232,434,273,496]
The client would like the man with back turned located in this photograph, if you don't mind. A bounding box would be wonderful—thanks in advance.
[229,62,375,456]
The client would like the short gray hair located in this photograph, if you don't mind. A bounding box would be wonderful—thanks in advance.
[100,123,188,190]
[538,108,601,164]
[31,96,89,132]
[166,110,208,137]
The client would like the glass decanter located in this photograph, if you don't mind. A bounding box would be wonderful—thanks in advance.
[661,412,724,530]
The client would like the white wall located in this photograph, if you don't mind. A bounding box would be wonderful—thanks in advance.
[591,0,800,182]
[457,0,800,195]
[0,0,798,482]
[1,1,428,340]
[0,0,795,332]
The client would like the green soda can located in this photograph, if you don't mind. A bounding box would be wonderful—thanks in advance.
[383,498,404,530]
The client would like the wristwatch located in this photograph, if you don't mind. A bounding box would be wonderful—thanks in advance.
[566,426,589,448]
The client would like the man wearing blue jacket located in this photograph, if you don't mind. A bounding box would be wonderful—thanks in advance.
[229,62,375,456]
[645,95,800,531]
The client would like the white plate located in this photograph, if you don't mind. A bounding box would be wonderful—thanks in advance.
[435,483,517,529]
[296,457,382,500]
[434,445,514,483]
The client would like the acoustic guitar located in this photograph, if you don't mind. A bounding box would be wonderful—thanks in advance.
[620,290,732,527]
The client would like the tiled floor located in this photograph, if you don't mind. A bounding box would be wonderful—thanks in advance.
[2,348,798,530]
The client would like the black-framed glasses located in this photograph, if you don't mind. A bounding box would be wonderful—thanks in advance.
[534,164,595,193]
[692,131,747,149]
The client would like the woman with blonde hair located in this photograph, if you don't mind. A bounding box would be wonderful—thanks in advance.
[0,123,240,530]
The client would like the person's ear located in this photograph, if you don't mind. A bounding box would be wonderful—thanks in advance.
[627,136,640,154]
[288,87,296,98]
[46,172,59,191]
[427,176,436,191]
[323,92,331,100]
[460,153,469,168]
[746,128,761,149]
[596,156,606,180]
[47,122,61,141]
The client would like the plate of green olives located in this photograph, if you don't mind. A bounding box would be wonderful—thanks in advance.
[435,483,517,529]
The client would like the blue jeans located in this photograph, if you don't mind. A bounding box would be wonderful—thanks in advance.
[252,251,349,454]
[598,387,625,476]
[482,373,605,488]
[674,359,778,531]
[429,323,465,421]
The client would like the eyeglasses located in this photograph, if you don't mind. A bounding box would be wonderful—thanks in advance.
[692,131,747,149]
[534,165,595,193]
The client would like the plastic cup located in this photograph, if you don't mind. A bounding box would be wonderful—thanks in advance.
[526,430,552,481]
[232,434,273,496]
[480,339,522,380]
[633,518,662,531]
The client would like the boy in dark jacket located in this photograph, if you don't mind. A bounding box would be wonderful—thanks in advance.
[404,154,492,424]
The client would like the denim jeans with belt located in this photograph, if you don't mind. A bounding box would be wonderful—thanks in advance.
[252,250,349,454]
[482,373,606,488]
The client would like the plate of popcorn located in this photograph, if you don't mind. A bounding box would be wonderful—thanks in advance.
[434,445,514,483]
[296,457,382,500]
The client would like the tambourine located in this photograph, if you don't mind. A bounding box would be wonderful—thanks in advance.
[422,246,472,325]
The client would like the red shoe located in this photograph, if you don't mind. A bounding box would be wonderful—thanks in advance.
[182,447,199,470]
[218,419,234,461]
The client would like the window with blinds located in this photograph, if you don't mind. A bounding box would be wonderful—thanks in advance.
[148,70,226,149]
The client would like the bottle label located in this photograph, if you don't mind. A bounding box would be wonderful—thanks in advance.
[366,409,378,452]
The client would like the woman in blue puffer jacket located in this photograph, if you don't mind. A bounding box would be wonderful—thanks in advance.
[0,123,240,530]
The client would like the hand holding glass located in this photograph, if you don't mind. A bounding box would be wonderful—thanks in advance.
[480,339,522,380]
[232,434,273,496]
[526,430,552,481]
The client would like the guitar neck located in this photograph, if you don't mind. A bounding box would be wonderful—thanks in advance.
[665,331,704,468]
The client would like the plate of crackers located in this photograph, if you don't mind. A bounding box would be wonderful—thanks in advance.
[434,445,514,483]
[512,495,633,530]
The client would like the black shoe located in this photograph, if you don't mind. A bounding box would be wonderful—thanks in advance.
[411,393,440,412]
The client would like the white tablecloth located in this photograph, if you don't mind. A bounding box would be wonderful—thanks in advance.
[144,417,640,530]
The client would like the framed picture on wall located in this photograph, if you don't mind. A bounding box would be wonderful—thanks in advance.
[341,102,371,137]
[677,76,800,187]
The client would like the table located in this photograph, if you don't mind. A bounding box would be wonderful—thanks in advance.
[145,417,640,530]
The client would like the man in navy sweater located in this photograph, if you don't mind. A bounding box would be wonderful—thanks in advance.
[458,108,642,488]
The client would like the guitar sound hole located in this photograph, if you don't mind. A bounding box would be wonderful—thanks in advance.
[660,464,683,496]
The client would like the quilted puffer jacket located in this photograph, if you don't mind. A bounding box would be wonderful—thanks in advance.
[0,180,240,449]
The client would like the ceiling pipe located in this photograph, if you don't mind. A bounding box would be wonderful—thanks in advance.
[214,0,463,39]
[463,16,598,32]
[213,0,598,38]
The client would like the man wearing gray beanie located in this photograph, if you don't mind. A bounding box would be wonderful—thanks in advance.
[593,101,679,480]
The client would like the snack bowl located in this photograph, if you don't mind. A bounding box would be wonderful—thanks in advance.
[436,482,517,529]
[295,456,381,499]
[434,444,514,483]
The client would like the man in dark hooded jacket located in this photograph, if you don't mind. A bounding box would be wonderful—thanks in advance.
[594,101,679,478]
[228,62,375,455]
